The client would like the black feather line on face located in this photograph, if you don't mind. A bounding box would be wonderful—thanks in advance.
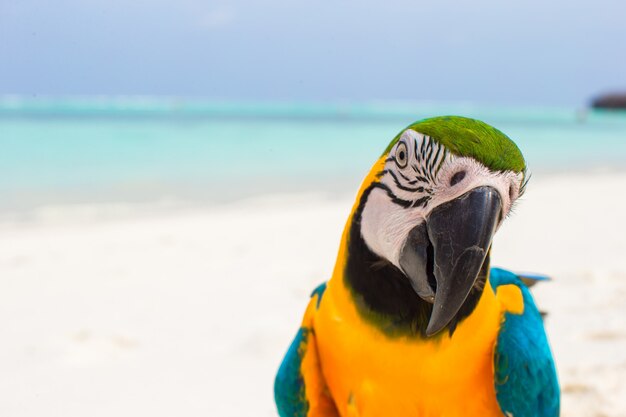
[414,138,421,164]
[432,143,442,173]
[372,180,432,210]
[397,169,418,185]
[412,163,426,178]
[409,164,430,184]
[411,195,431,208]
[370,182,414,208]
[435,148,447,176]
[387,169,425,192]
[425,139,434,169]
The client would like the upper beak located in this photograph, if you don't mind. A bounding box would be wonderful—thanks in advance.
[399,186,502,336]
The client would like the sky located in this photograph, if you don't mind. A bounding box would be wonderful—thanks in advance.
[1,0,626,105]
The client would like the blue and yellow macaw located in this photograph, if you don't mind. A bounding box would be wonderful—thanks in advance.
[274,116,559,417]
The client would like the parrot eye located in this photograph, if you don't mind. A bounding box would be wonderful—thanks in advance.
[396,142,408,168]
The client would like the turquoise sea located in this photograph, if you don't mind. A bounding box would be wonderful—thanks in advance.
[1,97,626,211]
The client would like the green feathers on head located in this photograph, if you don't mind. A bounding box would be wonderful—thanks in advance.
[385,116,526,173]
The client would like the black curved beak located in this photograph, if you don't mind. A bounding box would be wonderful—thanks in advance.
[399,186,502,336]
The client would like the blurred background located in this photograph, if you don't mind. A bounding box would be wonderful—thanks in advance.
[1,0,625,416]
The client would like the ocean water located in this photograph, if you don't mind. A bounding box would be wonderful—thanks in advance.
[1,97,626,211]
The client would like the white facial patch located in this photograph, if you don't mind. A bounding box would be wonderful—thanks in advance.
[359,129,525,269]
[361,187,425,271]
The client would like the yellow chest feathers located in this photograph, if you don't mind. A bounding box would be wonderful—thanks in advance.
[309,277,523,417]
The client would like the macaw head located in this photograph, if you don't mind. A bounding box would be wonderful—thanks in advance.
[348,116,527,337]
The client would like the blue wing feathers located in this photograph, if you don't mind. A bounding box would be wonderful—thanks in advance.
[275,327,310,417]
[490,268,560,417]
[275,283,328,417]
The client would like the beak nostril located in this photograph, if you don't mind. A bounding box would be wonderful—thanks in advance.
[450,171,466,186]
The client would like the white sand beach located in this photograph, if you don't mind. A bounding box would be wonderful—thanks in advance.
[1,173,625,417]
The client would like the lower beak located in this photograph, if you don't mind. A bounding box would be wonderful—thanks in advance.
[399,186,502,336]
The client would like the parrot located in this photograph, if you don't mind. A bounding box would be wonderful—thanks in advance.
[274,116,560,417]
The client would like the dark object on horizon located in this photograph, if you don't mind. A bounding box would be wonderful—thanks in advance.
[591,92,626,110]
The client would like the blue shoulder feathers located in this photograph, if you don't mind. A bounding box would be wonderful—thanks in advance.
[490,268,560,417]
[310,282,327,309]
